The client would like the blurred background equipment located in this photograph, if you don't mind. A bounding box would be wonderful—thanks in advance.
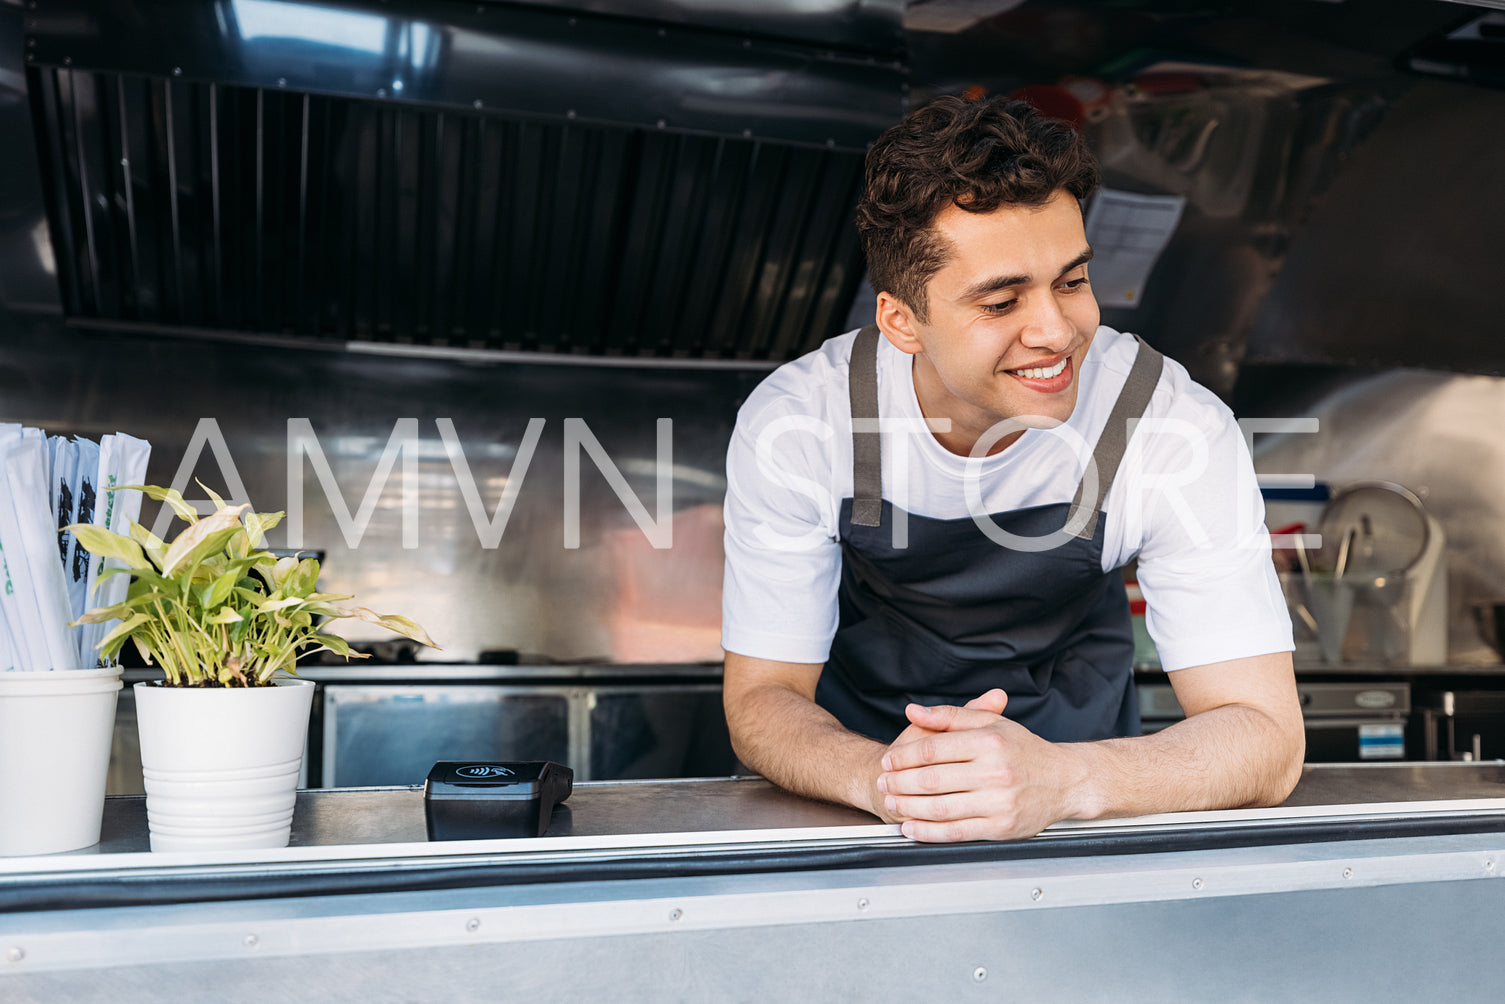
[1313,481,1448,666]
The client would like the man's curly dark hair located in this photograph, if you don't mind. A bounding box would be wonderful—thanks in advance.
[855,95,1100,323]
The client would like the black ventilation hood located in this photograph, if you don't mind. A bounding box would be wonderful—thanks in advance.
[25,0,907,363]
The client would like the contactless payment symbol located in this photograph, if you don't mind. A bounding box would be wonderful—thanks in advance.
[457,764,515,778]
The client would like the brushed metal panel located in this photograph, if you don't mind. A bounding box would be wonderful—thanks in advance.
[0,322,764,665]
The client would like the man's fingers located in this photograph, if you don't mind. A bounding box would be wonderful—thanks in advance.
[964,688,1009,715]
[902,702,1008,735]
[898,816,1032,843]
[879,697,1015,772]
[884,789,984,823]
[886,793,1043,842]
[896,707,1005,752]
[883,725,958,772]
[888,693,1006,764]
[881,720,1010,772]
[880,760,978,797]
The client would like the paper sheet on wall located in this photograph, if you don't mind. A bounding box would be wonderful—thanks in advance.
[1083,188,1187,309]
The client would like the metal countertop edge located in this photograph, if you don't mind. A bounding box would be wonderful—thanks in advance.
[4,811,1505,915]
[11,796,1505,879]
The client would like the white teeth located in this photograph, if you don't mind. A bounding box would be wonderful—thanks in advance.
[1011,358,1067,380]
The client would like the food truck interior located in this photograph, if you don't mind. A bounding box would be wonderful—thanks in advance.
[4,1,1505,998]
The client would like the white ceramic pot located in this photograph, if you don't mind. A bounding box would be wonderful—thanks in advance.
[134,676,314,852]
[0,667,123,856]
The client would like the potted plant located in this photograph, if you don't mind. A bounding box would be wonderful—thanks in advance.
[67,484,437,851]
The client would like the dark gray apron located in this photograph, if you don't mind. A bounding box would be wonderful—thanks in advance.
[815,326,1164,744]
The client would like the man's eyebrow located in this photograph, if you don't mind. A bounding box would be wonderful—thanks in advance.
[955,248,1095,303]
[1059,247,1095,276]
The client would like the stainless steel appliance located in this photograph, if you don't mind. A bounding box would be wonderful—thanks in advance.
[107,664,738,793]
[318,669,735,786]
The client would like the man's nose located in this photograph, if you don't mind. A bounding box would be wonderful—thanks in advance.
[1018,292,1074,350]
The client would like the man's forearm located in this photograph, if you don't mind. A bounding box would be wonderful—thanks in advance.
[725,681,888,815]
[1064,702,1305,821]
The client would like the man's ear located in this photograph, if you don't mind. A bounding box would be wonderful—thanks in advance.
[875,291,924,356]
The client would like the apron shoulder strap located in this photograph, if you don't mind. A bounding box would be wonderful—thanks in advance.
[1066,335,1165,539]
[848,327,1163,537]
[849,325,883,528]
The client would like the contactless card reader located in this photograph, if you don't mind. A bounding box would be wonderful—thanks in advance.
[424,761,573,840]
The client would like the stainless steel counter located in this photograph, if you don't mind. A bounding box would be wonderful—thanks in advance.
[65,760,1505,854]
[4,764,1505,1002]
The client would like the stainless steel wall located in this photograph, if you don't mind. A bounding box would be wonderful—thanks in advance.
[11,0,1505,672]
[0,323,764,663]
[0,0,899,668]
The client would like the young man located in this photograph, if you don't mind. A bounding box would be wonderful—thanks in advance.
[720,95,1303,843]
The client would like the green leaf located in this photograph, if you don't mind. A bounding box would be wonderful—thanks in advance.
[126,519,169,571]
[342,608,440,650]
[102,565,174,594]
[189,567,219,595]
[204,569,239,608]
[195,479,227,510]
[64,524,150,570]
[178,527,242,583]
[70,593,155,625]
[244,510,285,549]
[266,555,298,590]
[287,557,320,597]
[162,506,248,575]
[218,556,269,582]
[206,607,243,625]
[255,662,304,685]
[234,585,270,607]
[95,612,152,652]
[309,632,354,656]
[100,630,132,662]
[302,634,371,664]
[227,529,250,561]
[256,596,304,614]
[117,484,199,523]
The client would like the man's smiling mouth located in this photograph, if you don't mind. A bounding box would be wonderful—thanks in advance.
[1006,357,1068,380]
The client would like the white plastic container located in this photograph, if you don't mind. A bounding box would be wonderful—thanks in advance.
[0,667,123,856]
[135,676,314,852]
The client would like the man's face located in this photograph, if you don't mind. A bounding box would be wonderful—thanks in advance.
[885,190,1100,456]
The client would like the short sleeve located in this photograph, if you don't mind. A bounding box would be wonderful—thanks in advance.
[1123,387,1294,671]
[720,389,844,664]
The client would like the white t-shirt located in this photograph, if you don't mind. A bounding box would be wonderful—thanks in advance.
[721,325,1293,672]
